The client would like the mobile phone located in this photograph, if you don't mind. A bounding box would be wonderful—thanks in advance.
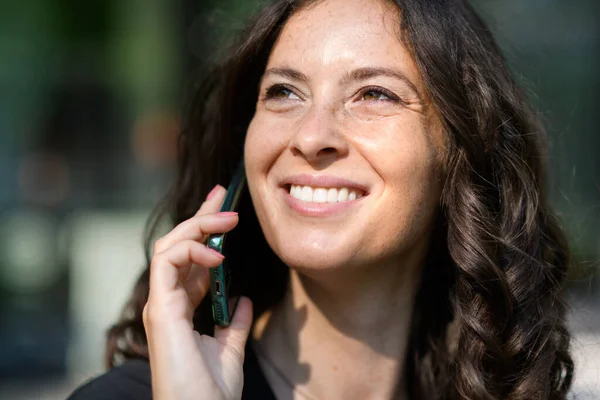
[207,161,246,327]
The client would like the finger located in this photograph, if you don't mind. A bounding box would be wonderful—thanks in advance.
[214,296,253,354]
[153,212,239,253]
[196,185,227,216]
[151,240,224,295]
[183,263,212,307]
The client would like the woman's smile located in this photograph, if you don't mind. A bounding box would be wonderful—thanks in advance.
[278,173,369,217]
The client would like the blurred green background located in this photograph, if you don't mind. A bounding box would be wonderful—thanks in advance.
[0,0,598,398]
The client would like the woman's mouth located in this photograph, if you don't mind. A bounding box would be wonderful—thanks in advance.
[279,174,369,216]
[281,185,367,217]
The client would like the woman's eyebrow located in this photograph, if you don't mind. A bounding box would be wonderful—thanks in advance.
[342,67,421,98]
[261,67,309,83]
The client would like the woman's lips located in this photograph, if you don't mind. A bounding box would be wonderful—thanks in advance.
[278,174,370,216]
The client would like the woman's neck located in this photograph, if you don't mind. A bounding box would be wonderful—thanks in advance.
[252,251,425,400]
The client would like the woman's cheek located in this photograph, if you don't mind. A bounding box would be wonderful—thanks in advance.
[245,115,291,165]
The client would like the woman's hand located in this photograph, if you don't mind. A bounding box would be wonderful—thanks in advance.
[143,185,253,400]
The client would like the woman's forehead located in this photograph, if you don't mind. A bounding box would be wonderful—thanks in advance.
[266,0,418,82]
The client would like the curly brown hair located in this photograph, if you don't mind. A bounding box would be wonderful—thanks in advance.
[106,0,574,398]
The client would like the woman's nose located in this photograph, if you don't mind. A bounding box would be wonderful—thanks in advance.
[288,107,349,165]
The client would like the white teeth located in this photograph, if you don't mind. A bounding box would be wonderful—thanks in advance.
[327,188,338,203]
[291,185,300,198]
[337,188,348,202]
[288,185,365,203]
[301,186,313,202]
[313,188,328,203]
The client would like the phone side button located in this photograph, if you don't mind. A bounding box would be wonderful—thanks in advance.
[214,302,223,321]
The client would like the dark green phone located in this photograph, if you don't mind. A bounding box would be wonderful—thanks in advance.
[207,161,246,327]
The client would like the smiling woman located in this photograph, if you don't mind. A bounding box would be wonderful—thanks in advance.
[68,0,573,399]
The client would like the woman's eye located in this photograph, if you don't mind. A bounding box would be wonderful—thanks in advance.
[360,87,400,102]
[264,85,300,100]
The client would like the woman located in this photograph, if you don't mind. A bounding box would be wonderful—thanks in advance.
[68,0,574,398]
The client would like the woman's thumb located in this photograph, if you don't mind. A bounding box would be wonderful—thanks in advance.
[214,296,253,353]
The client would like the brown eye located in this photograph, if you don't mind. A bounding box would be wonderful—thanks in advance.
[363,90,388,101]
[359,87,400,102]
[265,84,300,100]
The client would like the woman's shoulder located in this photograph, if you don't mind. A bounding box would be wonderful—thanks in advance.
[67,358,152,400]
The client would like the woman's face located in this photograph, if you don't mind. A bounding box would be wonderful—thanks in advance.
[245,0,445,273]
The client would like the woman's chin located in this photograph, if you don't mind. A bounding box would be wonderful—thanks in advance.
[275,247,360,276]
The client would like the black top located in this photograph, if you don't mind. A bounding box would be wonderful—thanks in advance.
[67,342,276,400]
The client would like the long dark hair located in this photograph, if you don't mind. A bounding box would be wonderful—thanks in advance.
[106,0,573,398]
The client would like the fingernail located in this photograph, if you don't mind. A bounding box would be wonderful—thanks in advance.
[206,185,221,200]
[207,248,225,259]
[216,212,238,217]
